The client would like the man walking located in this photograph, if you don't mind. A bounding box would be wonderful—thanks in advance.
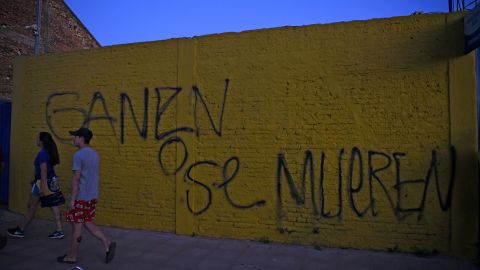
[57,127,116,264]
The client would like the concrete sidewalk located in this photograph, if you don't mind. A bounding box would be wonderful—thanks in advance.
[0,209,477,270]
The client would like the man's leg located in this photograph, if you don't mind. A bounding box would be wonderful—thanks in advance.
[66,222,83,261]
[84,222,110,250]
[85,222,116,263]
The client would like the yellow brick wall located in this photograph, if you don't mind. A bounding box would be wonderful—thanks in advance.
[10,13,478,258]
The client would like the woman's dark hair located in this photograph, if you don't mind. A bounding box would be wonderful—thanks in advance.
[39,132,60,166]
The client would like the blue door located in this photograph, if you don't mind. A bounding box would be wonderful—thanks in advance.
[477,50,480,149]
[0,101,11,204]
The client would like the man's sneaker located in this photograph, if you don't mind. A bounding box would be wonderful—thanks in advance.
[48,231,65,239]
[7,227,24,238]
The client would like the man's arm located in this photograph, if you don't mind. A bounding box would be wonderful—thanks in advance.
[69,170,81,209]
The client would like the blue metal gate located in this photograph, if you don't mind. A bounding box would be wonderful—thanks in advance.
[477,50,480,149]
[0,101,11,204]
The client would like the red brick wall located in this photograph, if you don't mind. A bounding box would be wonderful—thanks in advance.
[0,0,100,99]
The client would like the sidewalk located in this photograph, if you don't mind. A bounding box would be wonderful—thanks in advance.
[0,209,477,270]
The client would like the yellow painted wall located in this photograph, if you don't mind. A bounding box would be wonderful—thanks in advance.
[10,13,478,258]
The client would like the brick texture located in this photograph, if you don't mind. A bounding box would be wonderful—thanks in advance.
[9,13,478,259]
[0,0,99,99]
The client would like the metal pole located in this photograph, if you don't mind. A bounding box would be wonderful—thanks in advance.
[44,0,49,53]
[34,0,42,55]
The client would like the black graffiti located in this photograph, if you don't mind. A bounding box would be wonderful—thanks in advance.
[153,80,262,215]
[44,80,267,215]
[217,156,266,209]
[277,150,344,220]
[429,148,456,211]
[85,91,116,135]
[368,150,395,218]
[45,91,118,143]
[155,87,193,140]
[318,152,330,217]
[392,152,424,219]
[185,161,214,215]
[45,92,87,143]
[45,79,231,145]
[120,88,148,144]
[276,147,456,221]
[394,148,457,220]
[45,92,116,144]
[348,147,369,217]
[193,79,230,137]
[276,153,305,205]
[158,136,188,176]
[185,157,266,215]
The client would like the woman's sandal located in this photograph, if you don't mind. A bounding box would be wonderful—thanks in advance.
[57,254,76,264]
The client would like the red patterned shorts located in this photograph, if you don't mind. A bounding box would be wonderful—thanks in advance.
[66,199,97,223]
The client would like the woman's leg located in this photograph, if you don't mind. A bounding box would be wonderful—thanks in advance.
[50,206,63,232]
[20,195,39,231]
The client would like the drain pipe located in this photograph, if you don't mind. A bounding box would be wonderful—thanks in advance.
[34,0,42,55]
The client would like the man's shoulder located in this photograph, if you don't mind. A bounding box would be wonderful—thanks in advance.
[76,147,98,157]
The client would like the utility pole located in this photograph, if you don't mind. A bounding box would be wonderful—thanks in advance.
[34,0,42,55]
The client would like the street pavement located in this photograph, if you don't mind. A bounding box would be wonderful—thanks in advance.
[0,208,478,270]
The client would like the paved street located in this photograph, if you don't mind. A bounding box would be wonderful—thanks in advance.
[0,209,477,270]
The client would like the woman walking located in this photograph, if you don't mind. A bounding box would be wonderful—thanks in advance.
[7,132,65,239]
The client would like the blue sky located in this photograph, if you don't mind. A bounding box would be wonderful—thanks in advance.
[64,1,449,46]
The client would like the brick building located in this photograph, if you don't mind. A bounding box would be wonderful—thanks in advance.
[0,0,100,99]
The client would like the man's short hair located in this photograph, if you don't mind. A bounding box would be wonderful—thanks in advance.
[69,127,93,144]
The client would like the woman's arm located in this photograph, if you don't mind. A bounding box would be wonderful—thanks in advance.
[39,162,48,196]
